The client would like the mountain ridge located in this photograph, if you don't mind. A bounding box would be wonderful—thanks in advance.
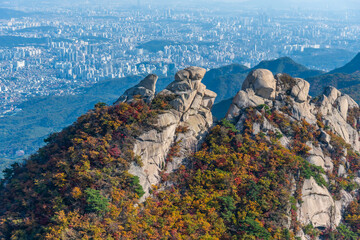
[329,52,360,74]
[306,52,360,97]
[0,8,28,19]
[2,54,360,171]
[202,63,249,103]
[1,67,360,239]
[252,56,325,78]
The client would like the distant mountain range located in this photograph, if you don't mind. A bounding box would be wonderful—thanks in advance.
[307,72,360,96]
[290,48,356,71]
[0,8,28,19]
[212,52,360,119]
[307,52,360,98]
[252,56,325,78]
[329,52,360,74]
[202,64,249,103]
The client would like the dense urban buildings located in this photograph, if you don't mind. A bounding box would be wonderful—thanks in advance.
[1,6,360,117]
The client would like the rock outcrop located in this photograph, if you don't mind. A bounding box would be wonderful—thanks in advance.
[226,69,360,236]
[227,70,360,152]
[117,66,359,235]
[242,69,277,99]
[115,74,158,104]
[317,86,360,151]
[119,67,216,200]
[298,177,340,229]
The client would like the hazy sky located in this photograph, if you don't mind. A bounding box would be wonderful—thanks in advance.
[245,0,360,10]
[1,0,360,10]
[162,0,360,10]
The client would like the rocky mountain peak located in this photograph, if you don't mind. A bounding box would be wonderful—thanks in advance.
[226,69,360,236]
[115,73,158,104]
[2,66,360,239]
[252,57,324,78]
[137,74,158,92]
[174,66,207,82]
[242,69,277,99]
[120,67,360,232]
[276,73,310,103]
[123,67,216,200]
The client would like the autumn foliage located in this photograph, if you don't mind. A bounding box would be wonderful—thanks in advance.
[0,100,359,239]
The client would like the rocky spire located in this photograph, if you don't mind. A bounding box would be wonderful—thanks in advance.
[115,74,158,104]
[127,67,217,201]
[242,69,277,99]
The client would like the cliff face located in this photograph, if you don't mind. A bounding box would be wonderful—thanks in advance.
[226,69,360,238]
[117,67,216,199]
[1,66,360,239]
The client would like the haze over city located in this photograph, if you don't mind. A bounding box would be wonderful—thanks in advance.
[1,0,360,10]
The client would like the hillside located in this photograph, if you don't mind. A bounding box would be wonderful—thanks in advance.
[303,53,360,97]
[252,57,324,78]
[330,53,360,74]
[136,40,176,53]
[290,48,356,71]
[202,63,249,103]
[307,72,360,96]
[0,8,27,19]
[211,97,233,120]
[1,67,360,239]
[340,83,360,103]
[0,76,143,161]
